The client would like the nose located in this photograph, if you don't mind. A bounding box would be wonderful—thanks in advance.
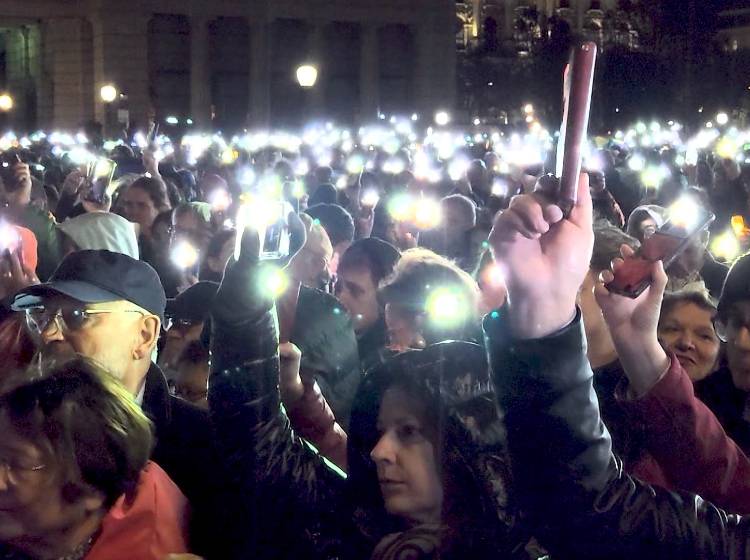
[674,332,695,351]
[0,465,10,492]
[735,326,750,350]
[370,432,397,465]
[40,315,65,344]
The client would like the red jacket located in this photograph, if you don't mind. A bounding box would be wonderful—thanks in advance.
[86,461,190,560]
[620,355,750,514]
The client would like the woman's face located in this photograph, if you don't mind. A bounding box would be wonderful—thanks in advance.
[658,302,720,382]
[370,386,443,526]
[120,186,159,234]
[0,414,102,548]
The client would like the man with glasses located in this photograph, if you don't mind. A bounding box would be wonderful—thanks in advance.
[11,249,219,554]
[695,253,750,454]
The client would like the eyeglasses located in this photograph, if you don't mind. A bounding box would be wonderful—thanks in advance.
[24,306,147,335]
[0,458,46,485]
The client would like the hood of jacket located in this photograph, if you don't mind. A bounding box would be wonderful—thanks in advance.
[345,340,526,557]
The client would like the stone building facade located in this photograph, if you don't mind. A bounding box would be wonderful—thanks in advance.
[0,0,456,131]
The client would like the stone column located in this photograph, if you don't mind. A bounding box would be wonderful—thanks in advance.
[42,17,94,129]
[90,9,150,133]
[359,23,378,121]
[190,15,212,128]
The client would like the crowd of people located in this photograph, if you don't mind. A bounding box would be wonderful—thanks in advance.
[0,113,749,559]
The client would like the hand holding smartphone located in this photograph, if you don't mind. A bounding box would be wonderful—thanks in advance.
[605,203,715,298]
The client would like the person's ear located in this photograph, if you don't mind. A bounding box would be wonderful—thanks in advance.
[134,315,161,361]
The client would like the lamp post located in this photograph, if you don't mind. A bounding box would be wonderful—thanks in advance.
[296,64,318,88]
[0,93,14,131]
[100,84,118,138]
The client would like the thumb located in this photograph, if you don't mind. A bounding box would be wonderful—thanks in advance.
[235,225,261,264]
[645,260,668,306]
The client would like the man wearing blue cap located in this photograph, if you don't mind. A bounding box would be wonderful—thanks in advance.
[12,249,219,554]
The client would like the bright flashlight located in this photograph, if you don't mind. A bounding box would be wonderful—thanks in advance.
[209,189,231,212]
[710,230,741,262]
[361,189,380,207]
[413,197,442,230]
[258,266,289,299]
[716,112,729,126]
[667,196,701,230]
[426,287,468,329]
[171,241,200,270]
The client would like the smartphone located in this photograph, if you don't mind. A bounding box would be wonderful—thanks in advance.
[605,208,715,298]
[554,42,597,216]
[0,153,22,191]
[234,198,292,261]
[84,158,117,204]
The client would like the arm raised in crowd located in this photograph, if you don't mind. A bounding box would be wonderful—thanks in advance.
[597,251,750,513]
[208,220,348,554]
[488,174,750,558]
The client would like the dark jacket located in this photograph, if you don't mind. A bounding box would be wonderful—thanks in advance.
[208,255,532,559]
[142,363,222,557]
[487,309,750,559]
[696,366,750,456]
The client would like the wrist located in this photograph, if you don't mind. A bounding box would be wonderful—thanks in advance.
[614,338,669,396]
[506,292,576,339]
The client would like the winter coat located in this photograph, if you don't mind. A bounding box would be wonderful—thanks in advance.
[208,253,533,560]
[487,308,750,559]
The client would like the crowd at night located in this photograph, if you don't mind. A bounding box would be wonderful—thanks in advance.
[2,1,750,559]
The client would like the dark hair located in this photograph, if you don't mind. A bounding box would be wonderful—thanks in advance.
[0,357,153,509]
[338,237,401,285]
[128,176,171,212]
[162,176,185,209]
[305,203,355,247]
[718,252,750,320]
[661,290,717,323]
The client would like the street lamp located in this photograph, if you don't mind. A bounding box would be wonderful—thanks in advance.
[100,84,118,103]
[434,110,451,126]
[296,65,318,88]
[0,93,13,112]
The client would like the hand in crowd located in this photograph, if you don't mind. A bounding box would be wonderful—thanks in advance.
[143,148,161,178]
[3,163,32,208]
[489,173,593,338]
[279,342,304,405]
[61,169,86,195]
[0,248,38,300]
[595,246,671,395]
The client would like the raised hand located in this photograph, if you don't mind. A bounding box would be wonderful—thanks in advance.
[489,173,593,338]
[595,245,670,395]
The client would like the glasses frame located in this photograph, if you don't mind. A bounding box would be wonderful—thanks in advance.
[24,306,147,335]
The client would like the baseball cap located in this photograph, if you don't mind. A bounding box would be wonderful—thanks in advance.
[12,250,166,323]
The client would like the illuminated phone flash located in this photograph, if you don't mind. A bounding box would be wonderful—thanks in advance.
[731,215,748,237]
[171,241,200,270]
[491,179,508,198]
[209,189,231,211]
[0,222,19,252]
[388,193,414,222]
[426,287,467,329]
[710,230,740,262]
[361,189,380,207]
[93,158,113,178]
[414,198,442,230]
[667,197,700,230]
